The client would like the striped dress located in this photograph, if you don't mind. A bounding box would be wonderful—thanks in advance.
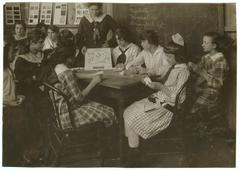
[123,64,190,139]
[50,65,116,130]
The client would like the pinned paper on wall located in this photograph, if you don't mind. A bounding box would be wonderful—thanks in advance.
[74,3,89,25]
[40,3,52,25]
[28,3,40,25]
[53,3,67,25]
[85,48,112,70]
[5,3,21,25]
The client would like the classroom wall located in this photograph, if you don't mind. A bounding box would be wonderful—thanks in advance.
[4,3,113,35]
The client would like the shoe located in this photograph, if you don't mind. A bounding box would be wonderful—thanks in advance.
[125,147,142,167]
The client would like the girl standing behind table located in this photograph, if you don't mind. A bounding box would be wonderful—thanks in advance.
[125,30,171,78]
[112,27,141,70]
[76,3,118,55]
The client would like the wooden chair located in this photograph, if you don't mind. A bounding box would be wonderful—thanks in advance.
[140,80,189,167]
[43,82,104,167]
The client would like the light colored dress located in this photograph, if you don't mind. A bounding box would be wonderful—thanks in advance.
[124,63,190,139]
[43,37,58,51]
[112,43,141,66]
[127,45,171,77]
[3,68,16,105]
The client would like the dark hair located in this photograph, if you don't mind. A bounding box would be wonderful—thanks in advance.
[140,30,159,46]
[58,29,75,48]
[28,29,45,43]
[164,41,187,63]
[88,3,103,8]
[14,20,26,31]
[36,22,48,31]
[50,46,76,68]
[203,32,228,53]
[48,25,59,33]
[115,27,132,43]
[20,29,45,54]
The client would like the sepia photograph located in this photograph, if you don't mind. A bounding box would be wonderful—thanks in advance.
[1,0,237,168]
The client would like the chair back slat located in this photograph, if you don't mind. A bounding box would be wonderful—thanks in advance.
[43,82,77,130]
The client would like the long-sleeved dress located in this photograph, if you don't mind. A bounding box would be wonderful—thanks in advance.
[127,45,171,77]
[14,53,42,96]
[123,63,190,139]
[51,65,116,129]
[191,52,229,114]
[76,14,118,49]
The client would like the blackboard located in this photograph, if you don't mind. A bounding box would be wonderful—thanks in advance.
[127,4,223,61]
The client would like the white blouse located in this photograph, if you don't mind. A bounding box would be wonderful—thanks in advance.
[112,43,141,66]
[127,45,171,76]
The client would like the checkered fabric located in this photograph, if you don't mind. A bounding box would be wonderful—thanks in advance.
[49,70,116,130]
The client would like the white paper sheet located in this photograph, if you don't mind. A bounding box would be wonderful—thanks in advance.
[85,48,113,70]
[40,3,52,25]
[28,3,40,25]
[53,3,67,25]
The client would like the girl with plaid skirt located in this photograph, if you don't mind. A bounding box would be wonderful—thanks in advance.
[50,46,116,130]
[188,32,229,140]
[123,33,189,150]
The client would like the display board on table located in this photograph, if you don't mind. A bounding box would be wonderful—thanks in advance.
[85,48,112,70]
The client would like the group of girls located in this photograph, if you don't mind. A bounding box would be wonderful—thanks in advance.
[3,2,230,166]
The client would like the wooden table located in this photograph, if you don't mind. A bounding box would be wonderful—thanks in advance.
[77,69,154,164]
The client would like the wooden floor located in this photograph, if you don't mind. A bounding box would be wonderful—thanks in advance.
[6,135,234,167]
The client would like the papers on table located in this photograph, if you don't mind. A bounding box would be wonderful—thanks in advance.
[85,48,112,70]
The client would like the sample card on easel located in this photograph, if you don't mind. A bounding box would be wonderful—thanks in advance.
[85,48,112,70]
[40,3,52,25]
[5,3,21,25]
[53,3,67,25]
[28,3,40,25]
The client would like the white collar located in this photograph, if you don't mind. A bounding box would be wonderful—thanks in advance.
[144,45,163,56]
[14,34,27,41]
[55,64,69,75]
[119,43,133,51]
[205,52,224,62]
[85,13,107,23]
[174,63,188,69]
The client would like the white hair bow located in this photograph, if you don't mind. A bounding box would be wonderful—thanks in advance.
[172,33,184,46]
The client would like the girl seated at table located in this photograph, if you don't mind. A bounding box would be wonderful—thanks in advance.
[125,30,171,78]
[50,45,117,129]
[112,27,141,69]
[123,34,189,159]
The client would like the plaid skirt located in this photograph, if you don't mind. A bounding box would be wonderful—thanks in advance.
[59,101,116,130]
[123,98,173,139]
[191,88,220,114]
